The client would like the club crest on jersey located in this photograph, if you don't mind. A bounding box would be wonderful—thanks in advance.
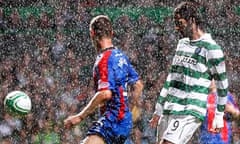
[118,57,127,68]
[195,47,202,54]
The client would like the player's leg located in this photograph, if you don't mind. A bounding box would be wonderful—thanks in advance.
[80,135,105,144]
[160,140,174,144]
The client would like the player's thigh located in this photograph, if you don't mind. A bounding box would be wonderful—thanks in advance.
[81,135,105,144]
[158,115,201,144]
[161,140,174,144]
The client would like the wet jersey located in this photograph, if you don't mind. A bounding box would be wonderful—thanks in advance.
[200,92,238,144]
[93,47,139,121]
[157,33,228,121]
[88,47,139,144]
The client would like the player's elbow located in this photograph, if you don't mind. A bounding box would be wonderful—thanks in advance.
[101,90,112,101]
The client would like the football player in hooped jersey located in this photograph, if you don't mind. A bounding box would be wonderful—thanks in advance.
[149,2,228,144]
[64,15,143,144]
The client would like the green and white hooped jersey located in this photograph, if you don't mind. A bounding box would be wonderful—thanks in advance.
[158,33,228,121]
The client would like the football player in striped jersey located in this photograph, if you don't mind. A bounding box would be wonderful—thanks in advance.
[150,2,228,144]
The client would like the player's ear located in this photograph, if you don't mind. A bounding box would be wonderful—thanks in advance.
[189,17,196,25]
[90,29,95,38]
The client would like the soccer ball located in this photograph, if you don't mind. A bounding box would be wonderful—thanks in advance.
[4,91,32,116]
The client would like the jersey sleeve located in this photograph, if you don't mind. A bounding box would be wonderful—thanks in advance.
[207,45,228,112]
[157,73,171,105]
[127,62,139,85]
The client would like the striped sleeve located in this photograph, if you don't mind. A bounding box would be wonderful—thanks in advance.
[207,45,228,112]
[157,74,171,105]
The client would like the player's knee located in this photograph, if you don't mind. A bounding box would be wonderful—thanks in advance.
[161,139,174,144]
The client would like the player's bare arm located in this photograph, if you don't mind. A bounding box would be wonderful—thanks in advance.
[131,80,144,106]
[64,90,112,128]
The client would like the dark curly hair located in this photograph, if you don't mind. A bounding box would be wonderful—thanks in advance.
[174,1,205,31]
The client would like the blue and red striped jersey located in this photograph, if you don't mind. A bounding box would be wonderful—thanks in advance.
[93,47,139,121]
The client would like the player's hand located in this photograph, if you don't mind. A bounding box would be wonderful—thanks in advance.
[64,115,82,129]
[149,114,160,128]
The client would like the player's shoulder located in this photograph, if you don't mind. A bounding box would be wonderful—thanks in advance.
[101,47,120,57]
[178,37,190,44]
[201,33,218,47]
[111,47,128,58]
[193,33,222,50]
[101,47,128,63]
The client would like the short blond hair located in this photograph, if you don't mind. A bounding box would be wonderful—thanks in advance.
[89,15,113,39]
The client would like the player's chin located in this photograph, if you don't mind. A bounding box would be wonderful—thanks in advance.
[175,31,186,39]
[180,31,189,38]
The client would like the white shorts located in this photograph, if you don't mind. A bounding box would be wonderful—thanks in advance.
[157,115,201,144]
